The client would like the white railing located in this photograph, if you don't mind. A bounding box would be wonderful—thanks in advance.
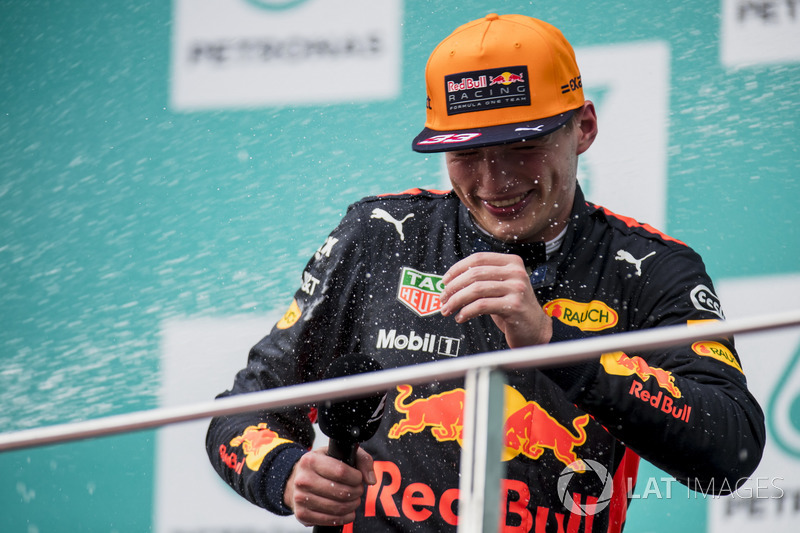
[1,309,800,532]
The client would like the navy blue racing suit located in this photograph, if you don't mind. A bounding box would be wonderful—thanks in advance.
[206,186,765,532]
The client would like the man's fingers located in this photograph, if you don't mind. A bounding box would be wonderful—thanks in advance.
[288,449,367,526]
[441,281,505,318]
[290,480,360,527]
[442,252,518,284]
[312,450,367,487]
[439,252,552,346]
[355,446,377,485]
[292,480,362,510]
[442,253,527,298]
[293,496,359,528]
[442,269,532,318]
[446,290,524,323]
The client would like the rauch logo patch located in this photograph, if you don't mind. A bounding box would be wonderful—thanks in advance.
[543,299,618,332]
[692,341,743,372]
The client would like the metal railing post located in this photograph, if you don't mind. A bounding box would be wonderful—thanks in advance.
[458,367,507,533]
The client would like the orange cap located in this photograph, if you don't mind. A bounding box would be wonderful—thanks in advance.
[412,14,584,153]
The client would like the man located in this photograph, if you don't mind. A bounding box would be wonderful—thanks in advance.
[206,14,765,532]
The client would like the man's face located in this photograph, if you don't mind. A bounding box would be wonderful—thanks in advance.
[446,107,596,243]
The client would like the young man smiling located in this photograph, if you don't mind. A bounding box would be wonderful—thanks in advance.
[207,14,764,532]
[439,106,595,349]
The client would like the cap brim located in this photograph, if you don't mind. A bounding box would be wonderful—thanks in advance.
[412,110,575,153]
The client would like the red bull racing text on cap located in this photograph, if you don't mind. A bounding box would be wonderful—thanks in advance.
[412,13,585,153]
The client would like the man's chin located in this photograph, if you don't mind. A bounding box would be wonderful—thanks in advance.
[484,225,532,243]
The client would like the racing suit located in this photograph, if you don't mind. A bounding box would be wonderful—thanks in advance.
[206,186,765,532]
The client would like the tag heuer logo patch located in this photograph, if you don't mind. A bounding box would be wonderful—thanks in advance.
[397,267,444,316]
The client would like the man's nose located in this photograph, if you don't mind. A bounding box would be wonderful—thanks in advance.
[476,150,511,184]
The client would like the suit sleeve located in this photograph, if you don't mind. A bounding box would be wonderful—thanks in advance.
[205,202,370,514]
[542,246,766,494]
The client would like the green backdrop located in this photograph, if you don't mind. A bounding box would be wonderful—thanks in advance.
[1,1,798,531]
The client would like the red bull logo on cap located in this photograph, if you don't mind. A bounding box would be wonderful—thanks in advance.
[444,65,531,116]
[389,384,589,471]
[489,71,526,85]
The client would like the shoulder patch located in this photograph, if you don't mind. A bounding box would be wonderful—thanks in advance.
[691,341,743,373]
[276,299,301,329]
[689,284,725,319]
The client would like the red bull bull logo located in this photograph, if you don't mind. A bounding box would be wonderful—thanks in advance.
[503,387,589,472]
[388,385,464,441]
[601,352,694,423]
[221,422,291,473]
[489,71,526,85]
[389,384,589,471]
[600,351,681,398]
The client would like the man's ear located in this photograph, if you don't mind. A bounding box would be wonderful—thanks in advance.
[575,101,598,155]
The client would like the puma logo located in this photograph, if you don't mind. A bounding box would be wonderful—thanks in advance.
[615,249,656,277]
[371,208,414,241]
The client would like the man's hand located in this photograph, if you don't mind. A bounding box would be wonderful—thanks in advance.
[284,446,376,527]
[440,252,552,348]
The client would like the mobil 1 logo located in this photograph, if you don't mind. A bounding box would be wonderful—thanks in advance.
[377,328,461,357]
